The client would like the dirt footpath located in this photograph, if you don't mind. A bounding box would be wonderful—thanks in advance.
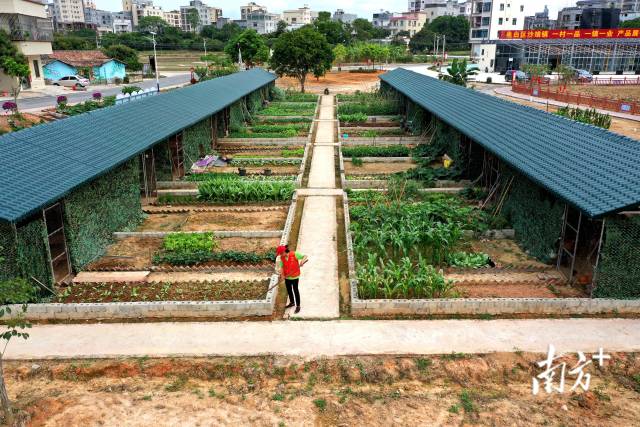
[4,353,640,426]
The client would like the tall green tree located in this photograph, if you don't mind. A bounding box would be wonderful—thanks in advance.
[102,44,142,71]
[351,18,389,41]
[409,15,470,54]
[137,16,167,32]
[333,43,347,68]
[224,29,267,67]
[313,11,351,45]
[186,8,200,31]
[270,27,333,93]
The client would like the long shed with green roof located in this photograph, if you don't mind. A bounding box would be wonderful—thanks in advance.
[0,69,276,285]
[380,68,640,298]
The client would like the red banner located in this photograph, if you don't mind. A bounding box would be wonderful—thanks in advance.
[498,28,640,40]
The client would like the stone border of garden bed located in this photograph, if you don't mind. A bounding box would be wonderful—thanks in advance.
[342,193,640,316]
[1,192,303,322]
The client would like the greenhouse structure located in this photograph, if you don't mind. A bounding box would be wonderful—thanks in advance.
[0,69,275,285]
[380,68,640,298]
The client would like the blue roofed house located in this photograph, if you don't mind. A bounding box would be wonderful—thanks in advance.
[43,50,126,84]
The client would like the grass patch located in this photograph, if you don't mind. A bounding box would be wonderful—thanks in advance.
[313,398,327,411]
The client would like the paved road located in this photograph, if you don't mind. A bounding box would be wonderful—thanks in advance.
[5,318,640,360]
[17,73,191,111]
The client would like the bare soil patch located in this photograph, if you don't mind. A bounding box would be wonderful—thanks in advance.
[468,239,550,270]
[277,71,383,93]
[345,162,416,175]
[559,83,640,102]
[5,353,640,426]
[207,165,300,175]
[137,210,287,232]
[86,237,280,271]
[56,280,269,303]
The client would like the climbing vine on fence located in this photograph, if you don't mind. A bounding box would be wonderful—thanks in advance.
[15,219,51,287]
[594,217,640,299]
[183,117,212,164]
[63,159,143,269]
[502,172,564,263]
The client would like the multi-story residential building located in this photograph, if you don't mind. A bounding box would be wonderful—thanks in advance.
[112,18,132,33]
[84,0,96,9]
[409,0,460,21]
[246,10,279,34]
[524,5,556,30]
[241,2,267,20]
[84,7,114,34]
[164,10,181,27]
[282,6,317,28]
[458,1,472,17]
[557,0,621,30]
[48,0,85,27]
[208,7,222,24]
[0,0,53,92]
[121,0,160,27]
[388,12,429,37]
[181,0,211,32]
[372,10,397,28]
[557,6,582,29]
[333,9,357,24]
[469,1,525,71]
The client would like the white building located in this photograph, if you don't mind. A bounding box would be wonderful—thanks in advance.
[209,7,222,24]
[0,0,53,92]
[121,0,161,28]
[282,5,315,26]
[241,2,267,20]
[372,10,398,28]
[164,10,181,27]
[409,0,460,21]
[113,18,132,33]
[181,0,210,32]
[246,11,279,34]
[470,0,526,71]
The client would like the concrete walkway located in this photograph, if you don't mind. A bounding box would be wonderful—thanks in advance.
[6,318,640,360]
[289,95,340,319]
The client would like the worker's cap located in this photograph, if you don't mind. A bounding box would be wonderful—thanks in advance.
[276,245,287,256]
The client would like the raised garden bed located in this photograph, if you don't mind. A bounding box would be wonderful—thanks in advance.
[229,123,310,139]
[57,279,269,303]
[345,161,416,176]
[340,128,409,138]
[259,102,317,117]
[135,208,288,232]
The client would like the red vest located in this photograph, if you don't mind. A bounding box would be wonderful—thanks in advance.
[282,252,301,278]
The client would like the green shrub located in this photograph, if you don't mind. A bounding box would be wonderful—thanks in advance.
[198,179,295,202]
[121,85,142,95]
[556,106,611,129]
[337,101,399,116]
[282,148,305,157]
[351,157,363,167]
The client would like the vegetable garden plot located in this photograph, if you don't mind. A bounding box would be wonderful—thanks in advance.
[258,102,317,117]
[57,279,270,303]
[229,123,311,139]
[349,193,572,300]
[340,128,410,138]
[86,235,280,271]
[345,161,417,176]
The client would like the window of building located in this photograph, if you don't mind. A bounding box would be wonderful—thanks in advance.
[481,48,485,55]
[499,18,503,25]
[482,17,490,25]
[520,5,524,12]
[33,60,40,78]
[512,18,517,25]
[500,3,504,11]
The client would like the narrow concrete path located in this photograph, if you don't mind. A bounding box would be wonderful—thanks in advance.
[6,319,640,360]
[289,95,340,319]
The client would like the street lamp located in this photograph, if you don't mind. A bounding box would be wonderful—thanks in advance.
[150,31,159,92]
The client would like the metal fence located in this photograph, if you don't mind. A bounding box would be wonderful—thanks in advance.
[115,88,159,105]
[512,81,640,115]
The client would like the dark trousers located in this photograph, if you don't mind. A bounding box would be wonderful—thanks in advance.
[285,278,301,307]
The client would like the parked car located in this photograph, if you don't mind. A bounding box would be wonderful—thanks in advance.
[575,69,593,83]
[504,70,529,82]
[53,75,90,88]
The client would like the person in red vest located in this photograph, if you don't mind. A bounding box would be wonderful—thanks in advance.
[275,245,308,314]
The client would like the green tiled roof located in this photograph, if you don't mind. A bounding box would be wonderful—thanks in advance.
[0,69,275,223]
[381,68,640,218]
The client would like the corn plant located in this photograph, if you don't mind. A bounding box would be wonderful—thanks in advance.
[556,106,612,129]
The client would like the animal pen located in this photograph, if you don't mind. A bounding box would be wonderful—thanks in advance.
[380,68,640,298]
[0,69,276,286]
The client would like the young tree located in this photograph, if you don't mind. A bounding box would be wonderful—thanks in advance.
[313,12,351,45]
[224,29,267,67]
[102,44,142,71]
[270,27,333,93]
[0,30,30,104]
[440,59,476,87]
[333,44,347,68]
[0,250,35,422]
[186,9,200,32]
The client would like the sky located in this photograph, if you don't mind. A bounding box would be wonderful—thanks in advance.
[95,0,579,22]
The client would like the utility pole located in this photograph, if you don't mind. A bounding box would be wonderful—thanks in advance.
[203,39,208,67]
[442,34,446,63]
[150,32,159,92]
